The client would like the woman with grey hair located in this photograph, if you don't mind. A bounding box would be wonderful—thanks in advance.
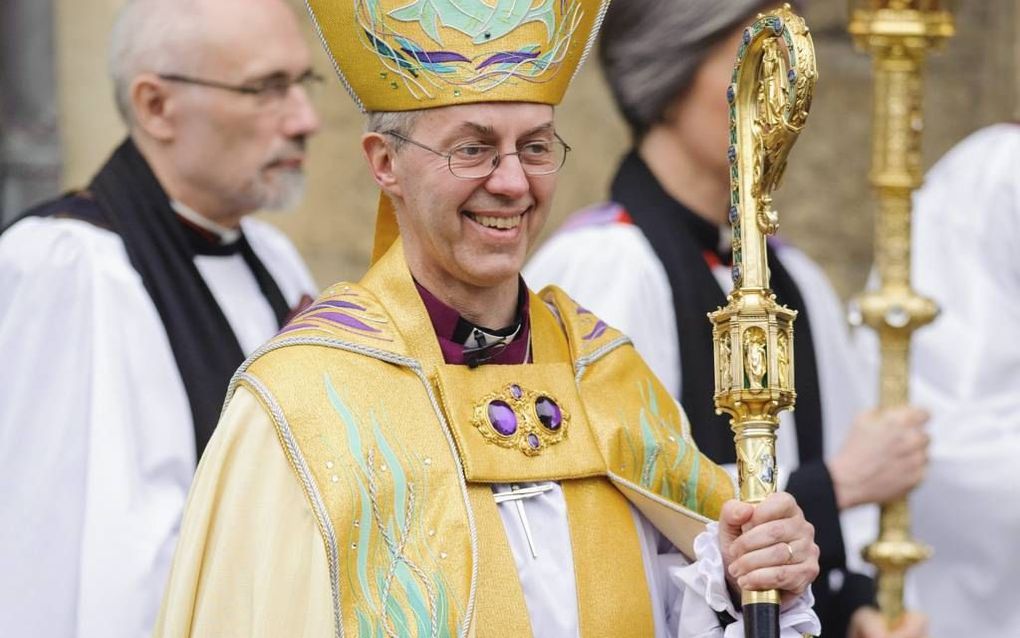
[526,2,929,637]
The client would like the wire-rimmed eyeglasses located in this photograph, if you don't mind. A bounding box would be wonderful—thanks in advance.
[383,130,571,180]
[157,69,324,104]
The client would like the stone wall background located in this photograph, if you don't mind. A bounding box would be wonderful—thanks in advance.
[56,0,1018,300]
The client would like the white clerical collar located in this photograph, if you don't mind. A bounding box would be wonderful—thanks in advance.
[171,200,242,245]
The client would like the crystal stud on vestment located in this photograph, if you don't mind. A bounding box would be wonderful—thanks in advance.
[535,397,562,431]
[487,400,518,436]
[472,384,570,456]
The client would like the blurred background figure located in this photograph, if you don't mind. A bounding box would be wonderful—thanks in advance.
[526,2,930,636]
[0,0,319,636]
[858,122,1020,638]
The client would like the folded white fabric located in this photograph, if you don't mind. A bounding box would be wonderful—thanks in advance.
[671,522,822,637]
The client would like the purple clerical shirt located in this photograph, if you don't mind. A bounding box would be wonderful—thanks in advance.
[414,281,532,366]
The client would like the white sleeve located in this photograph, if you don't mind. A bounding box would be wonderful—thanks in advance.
[0,219,99,636]
[664,524,821,638]
[0,218,197,638]
[526,224,681,396]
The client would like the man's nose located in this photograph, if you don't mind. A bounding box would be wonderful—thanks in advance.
[282,85,321,137]
[484,152,530,199]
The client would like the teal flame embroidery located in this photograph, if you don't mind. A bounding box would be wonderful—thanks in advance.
[624,379,717,513]
[325,374,456,637]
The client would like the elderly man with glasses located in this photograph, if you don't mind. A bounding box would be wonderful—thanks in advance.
[0,1,319,636]
[154,2,820,637]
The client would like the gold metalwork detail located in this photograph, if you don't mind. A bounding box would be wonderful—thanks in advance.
[720,338,733,389]
[848,0,953,622]
[777,330,790,390]
[743,590,781,606]
[470,384,569,457]
[743,327,768,390]
[709,3,816,614]
[736,435,777,496]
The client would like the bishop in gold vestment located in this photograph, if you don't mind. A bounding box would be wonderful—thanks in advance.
[154,1,821,636]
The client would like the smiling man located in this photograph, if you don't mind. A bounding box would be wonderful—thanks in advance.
[0,1,318,636]
[154,2,820,636]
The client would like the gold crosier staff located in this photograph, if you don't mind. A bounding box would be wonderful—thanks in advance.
[709,5,816,637]
[847,0,953,625]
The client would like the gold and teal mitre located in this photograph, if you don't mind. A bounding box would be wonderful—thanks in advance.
[306,0,610,111]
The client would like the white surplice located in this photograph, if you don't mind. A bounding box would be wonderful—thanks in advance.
[0,215,315,638]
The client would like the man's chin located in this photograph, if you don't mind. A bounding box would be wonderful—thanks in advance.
[256,171,306,212]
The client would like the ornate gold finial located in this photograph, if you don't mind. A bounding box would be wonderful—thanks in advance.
[708,4,816,630]
[847,0,954,624]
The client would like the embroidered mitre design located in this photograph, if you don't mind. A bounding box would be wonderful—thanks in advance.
[307,0,611,111]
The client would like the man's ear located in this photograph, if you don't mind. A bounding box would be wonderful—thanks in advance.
[130,73,176,142]
[362,132,403,198]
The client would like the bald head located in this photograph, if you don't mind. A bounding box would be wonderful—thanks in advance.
[108,0,305,124]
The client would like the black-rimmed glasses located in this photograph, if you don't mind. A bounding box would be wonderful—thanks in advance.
[384,130,571,179]
[158,69,324,103]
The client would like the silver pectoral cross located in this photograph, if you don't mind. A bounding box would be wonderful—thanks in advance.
[493,483,554,559]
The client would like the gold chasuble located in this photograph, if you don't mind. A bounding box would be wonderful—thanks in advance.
[156,240,734,637]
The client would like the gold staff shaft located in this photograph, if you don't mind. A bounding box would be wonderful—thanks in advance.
[709,6,816,634]
[848,1,953,624]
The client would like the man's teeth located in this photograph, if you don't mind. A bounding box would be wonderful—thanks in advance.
[469,213,522,230]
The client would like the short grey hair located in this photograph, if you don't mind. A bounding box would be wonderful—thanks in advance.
[366,110,427,149]
[599,0,800,139]
[107,0,203,124]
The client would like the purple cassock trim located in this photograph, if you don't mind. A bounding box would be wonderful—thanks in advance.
[556,202,632,234]
[415,280,532,365]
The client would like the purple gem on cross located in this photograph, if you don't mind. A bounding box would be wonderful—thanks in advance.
[729,206,739,225]
[510,384,523,399]
[487,401,518,436]
[743,29,751,45]
[771,18,784,36]
[535,397,562,431]
[727,85,735,103]
[527,433,540,449]
[727,146,737,164]
[732,264,742,284]
[787,68,797,83]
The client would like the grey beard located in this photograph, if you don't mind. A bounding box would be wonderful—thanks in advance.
[256,169,307,211]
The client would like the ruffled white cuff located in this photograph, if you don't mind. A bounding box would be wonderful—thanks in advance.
[669,522,822,637]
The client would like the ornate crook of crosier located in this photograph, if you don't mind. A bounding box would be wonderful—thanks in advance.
[708,5,817,637]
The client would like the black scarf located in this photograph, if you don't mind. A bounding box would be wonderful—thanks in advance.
[15,139,290,459]
[611,151,823,465]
